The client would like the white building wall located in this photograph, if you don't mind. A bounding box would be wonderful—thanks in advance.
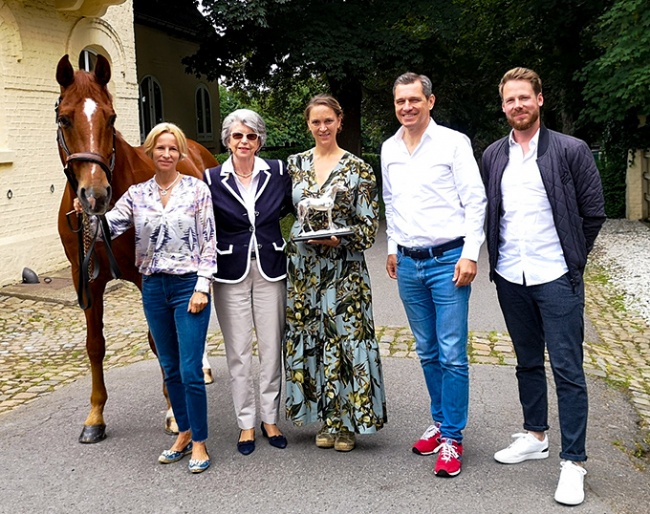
[0,0,137,286]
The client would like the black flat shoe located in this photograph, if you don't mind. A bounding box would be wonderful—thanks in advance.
[261,422,288,449]
[237,430,255,456]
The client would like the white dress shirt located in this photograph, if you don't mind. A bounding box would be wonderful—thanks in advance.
[381,118,486,261]
[496,129,568,285]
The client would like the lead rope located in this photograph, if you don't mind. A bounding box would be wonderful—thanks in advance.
[82,213,96,284]
[66,211,121,310]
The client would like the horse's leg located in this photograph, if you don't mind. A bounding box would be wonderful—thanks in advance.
[202,348,214,385]
[148,335,211,434]
[297,204,307,233]
[79,281,109,443]
[130,273,178,435]
[146,331,178,435]
[327,206,334,230]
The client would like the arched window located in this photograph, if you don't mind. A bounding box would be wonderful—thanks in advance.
[139,76,164,142]
[79,48,98,72]
[195,85,213,142]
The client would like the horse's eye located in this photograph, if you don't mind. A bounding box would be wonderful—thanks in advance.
[57,116,71,128]
[108,115,117,127]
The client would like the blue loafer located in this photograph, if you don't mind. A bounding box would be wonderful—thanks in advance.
[188,457,211,474]
[261,422,288,449]
[158,442,193,464]
[237,430,255,456]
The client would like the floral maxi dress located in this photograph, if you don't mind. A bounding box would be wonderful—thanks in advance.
[284,149,387,434]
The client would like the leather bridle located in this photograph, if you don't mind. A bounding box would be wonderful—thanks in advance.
[55,97,116,192]
[55,97,121,309]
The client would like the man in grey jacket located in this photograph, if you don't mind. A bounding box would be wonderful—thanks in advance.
[481,67,605,506]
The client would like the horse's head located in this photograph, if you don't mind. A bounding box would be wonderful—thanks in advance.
[56,54,116,215]
[329,183,348,195]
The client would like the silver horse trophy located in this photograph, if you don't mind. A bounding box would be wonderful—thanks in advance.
[294,183,354,241]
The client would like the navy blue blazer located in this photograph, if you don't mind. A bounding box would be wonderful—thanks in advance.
[204,157,293,283]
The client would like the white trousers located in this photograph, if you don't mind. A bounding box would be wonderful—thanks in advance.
[213,265,286,429]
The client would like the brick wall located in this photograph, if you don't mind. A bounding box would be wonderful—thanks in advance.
[0,0,138,286]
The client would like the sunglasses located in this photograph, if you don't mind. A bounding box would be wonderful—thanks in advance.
[231,132,260,141]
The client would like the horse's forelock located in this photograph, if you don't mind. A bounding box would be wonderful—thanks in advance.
[61,69,113,108]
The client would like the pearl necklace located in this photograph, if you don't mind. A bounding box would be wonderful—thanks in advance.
[234,169,253,179]
[155,172,181,196]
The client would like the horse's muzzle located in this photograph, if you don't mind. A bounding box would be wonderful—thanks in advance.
[79,186,111,215]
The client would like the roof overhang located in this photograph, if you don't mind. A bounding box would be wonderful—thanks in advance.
[55,0,127,17]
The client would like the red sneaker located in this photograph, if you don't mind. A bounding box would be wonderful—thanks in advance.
[412,423,441,456]
[434,438,463,477]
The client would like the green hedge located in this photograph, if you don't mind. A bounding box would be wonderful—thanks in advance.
[595,152,626,219]
[362,153,384,220]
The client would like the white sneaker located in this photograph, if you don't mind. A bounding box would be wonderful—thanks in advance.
[554,460,587,505]
[494,432,549,464]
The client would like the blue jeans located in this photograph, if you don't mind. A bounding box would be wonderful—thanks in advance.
[495,273,587,462]
[397,246,470,442]
[142,273,210,442]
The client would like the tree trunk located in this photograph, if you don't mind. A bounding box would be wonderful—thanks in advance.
[328,75,363,156]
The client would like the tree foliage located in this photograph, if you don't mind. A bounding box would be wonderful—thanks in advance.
[218,78,321,150]
[580,0,650,126]
[185,0,649,217]
[187,0,459,154]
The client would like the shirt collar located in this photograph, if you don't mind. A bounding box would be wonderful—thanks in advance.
[508,127,541,150]
[395,117,436,143]
[220,156,269,176]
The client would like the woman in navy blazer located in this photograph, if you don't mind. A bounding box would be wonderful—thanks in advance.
[204,109,292,455]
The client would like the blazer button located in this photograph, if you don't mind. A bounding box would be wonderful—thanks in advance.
[249,226,254,232]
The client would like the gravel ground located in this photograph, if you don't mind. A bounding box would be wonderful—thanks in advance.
[591,219,650,322]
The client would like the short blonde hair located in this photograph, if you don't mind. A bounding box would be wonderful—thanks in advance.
[143,122,188,160]
[498,67,542,99]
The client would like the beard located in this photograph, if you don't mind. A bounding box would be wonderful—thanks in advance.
[507,108,540,131]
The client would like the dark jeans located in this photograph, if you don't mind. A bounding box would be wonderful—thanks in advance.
[495,272,587,462]
[142,272,210,442]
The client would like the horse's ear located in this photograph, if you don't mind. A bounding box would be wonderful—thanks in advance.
[93,54,111,87]
[56,55,75,88]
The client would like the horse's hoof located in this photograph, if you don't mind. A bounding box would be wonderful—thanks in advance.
[79,424,107,443]
[165,417,179,435]
[203,368,214,385]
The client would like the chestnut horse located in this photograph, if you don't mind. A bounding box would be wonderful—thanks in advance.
[55,54,218,443]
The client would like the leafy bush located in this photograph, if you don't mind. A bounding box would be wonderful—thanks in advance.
[362,153,384,219]
[596,151,627,219]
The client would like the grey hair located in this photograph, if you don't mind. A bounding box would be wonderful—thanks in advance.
[393,72,433,97]
[221,108,267,153]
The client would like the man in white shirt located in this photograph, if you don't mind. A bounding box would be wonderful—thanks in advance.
[482,67,605,506]
[381,72,487,478]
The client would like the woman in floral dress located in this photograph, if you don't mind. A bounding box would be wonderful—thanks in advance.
[284,94,387,452]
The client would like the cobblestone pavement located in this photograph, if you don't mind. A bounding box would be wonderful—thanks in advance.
[1,254,650,448]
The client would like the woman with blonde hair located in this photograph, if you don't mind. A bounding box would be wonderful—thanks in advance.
[76,122,217,473]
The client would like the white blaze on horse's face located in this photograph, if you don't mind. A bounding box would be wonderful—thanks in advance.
[83,98,98,158]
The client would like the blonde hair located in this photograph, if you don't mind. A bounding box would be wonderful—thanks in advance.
[498,67,542,99]
[143,122,188,160]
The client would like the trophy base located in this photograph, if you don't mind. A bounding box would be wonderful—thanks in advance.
[293,228,355,242]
